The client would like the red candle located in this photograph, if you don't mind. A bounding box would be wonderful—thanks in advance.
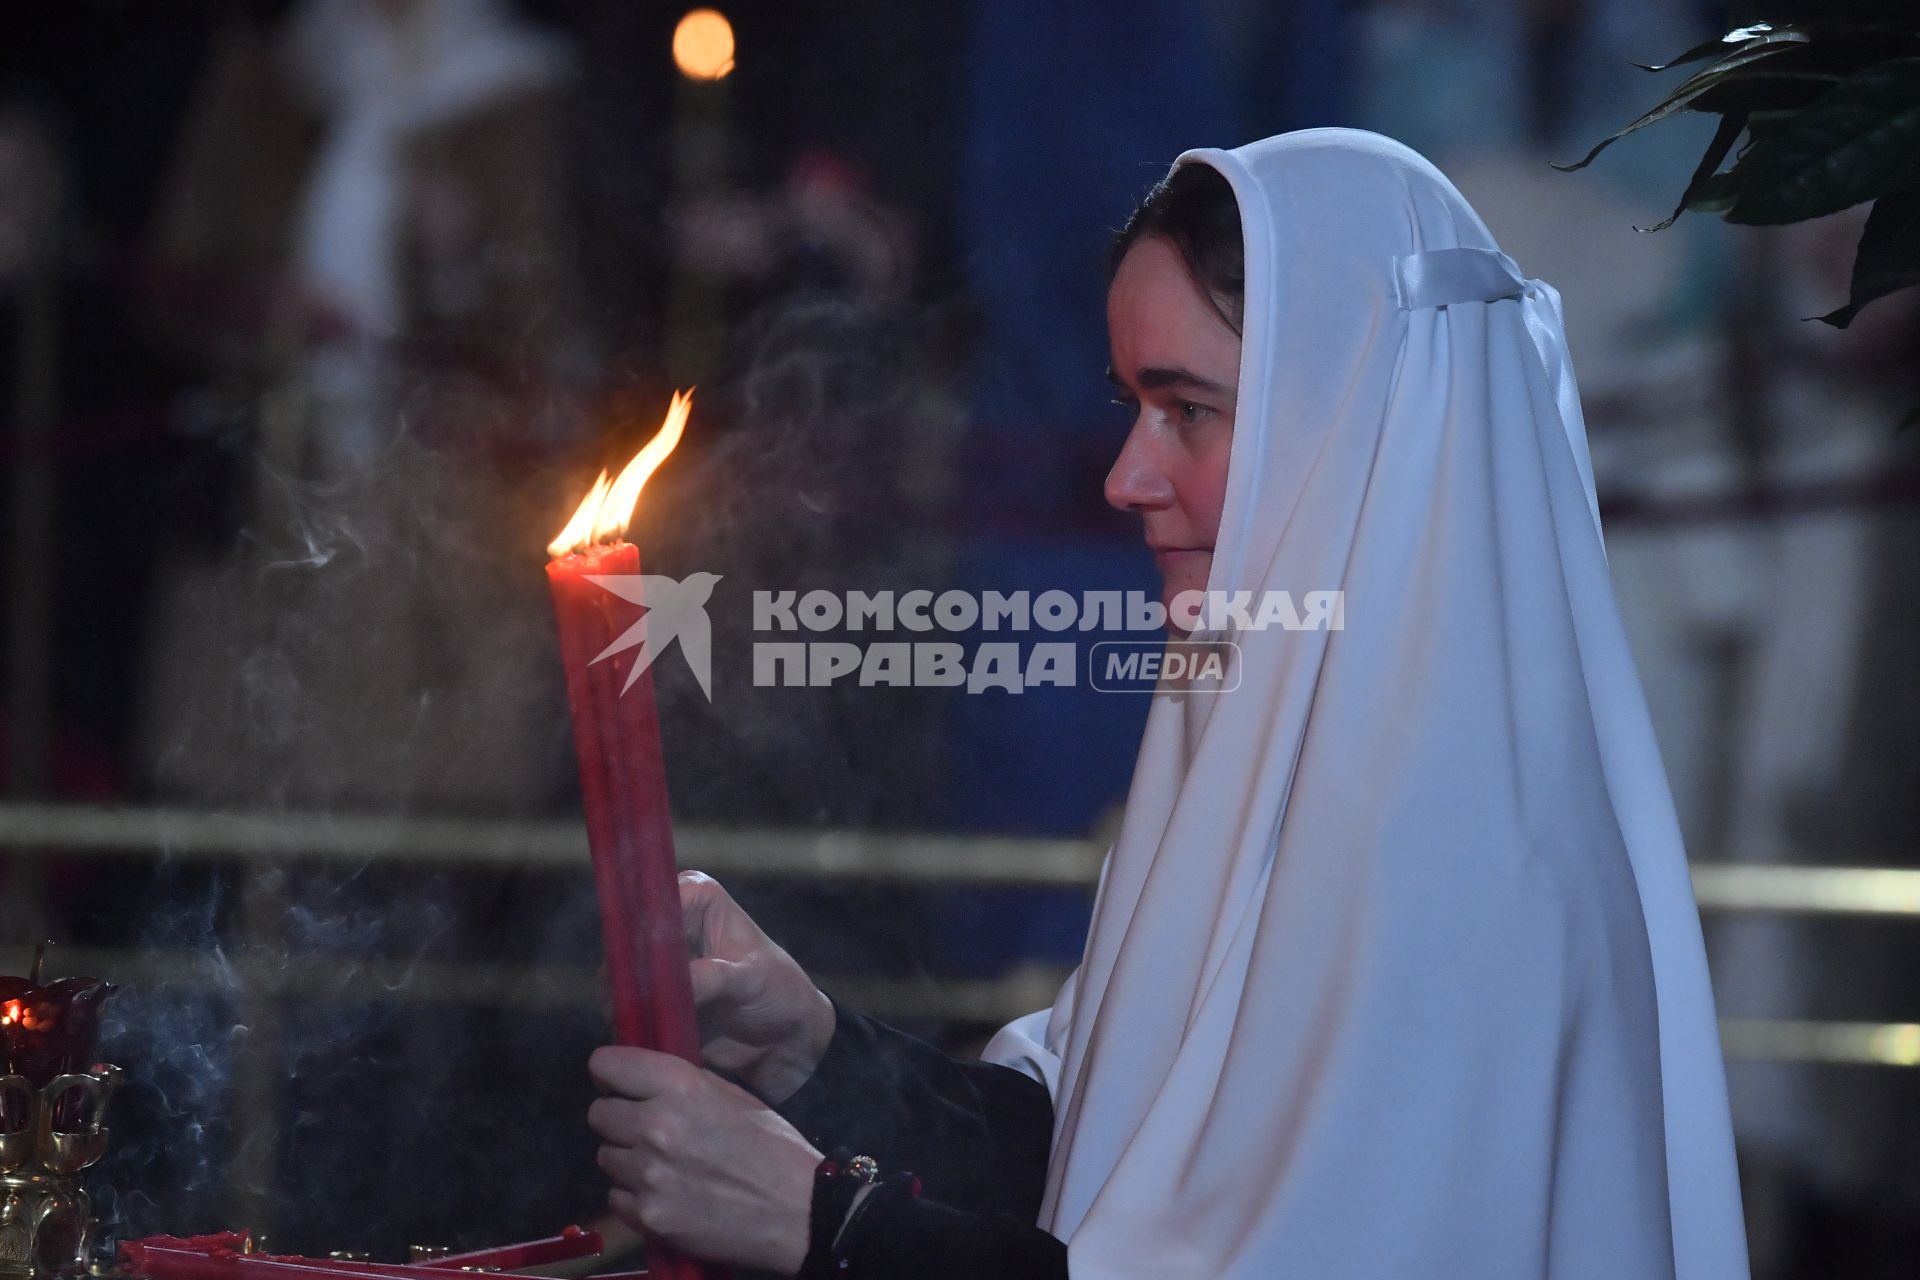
[545,392,711,1280]
[123,1229,606,1280]
[547,542,699,1060]
[419,1226,604,1270]
[121,1244,515,1280]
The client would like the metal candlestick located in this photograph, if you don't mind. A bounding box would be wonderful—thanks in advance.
[0,1066,119,1278]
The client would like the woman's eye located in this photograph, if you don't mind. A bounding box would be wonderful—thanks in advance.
[1175,401,1211,426]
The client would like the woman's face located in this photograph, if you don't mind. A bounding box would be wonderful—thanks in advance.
[1104,234,1240,621]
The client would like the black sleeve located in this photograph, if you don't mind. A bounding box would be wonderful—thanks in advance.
[773,998,1053,1220]
[774,1000,1068,1279]
[833,1187,1069,1279]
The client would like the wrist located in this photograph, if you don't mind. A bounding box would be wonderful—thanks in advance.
[797,1151,923,1279]
[762,1131,821,1277]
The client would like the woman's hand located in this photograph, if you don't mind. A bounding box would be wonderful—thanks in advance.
[681,871,836,1105]
[588,1047,819,1275]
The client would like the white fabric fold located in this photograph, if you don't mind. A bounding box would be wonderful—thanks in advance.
[983,128,1746,1279]
[1392,244,1527,309]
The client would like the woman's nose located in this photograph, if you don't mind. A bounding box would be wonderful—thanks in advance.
[1105,425,1176,514]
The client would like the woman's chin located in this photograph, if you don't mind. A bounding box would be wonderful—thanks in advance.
[1153,551,1211,601]
[1159,580,1209,633]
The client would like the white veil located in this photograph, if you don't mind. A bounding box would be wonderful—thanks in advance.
[985,129,1748,1279]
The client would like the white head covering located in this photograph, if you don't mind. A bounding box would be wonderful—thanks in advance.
[985,129,1748,1278]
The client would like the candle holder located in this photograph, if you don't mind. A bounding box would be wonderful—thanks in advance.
[0,1065,121,1279]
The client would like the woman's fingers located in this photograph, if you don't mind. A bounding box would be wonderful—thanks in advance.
[703,1069,768,1111]
[606,1187,640,1227]
[591,1097,689,1162]
[586,1060,819,1273]
[588,1045,702,1102]
[679,871,778,968]
[678,871,720,956]
[587,1097,651,1148]
[588,1056,763,1154]
[687,955,739,1008]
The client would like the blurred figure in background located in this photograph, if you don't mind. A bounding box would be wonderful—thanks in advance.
[666,146,916,312]
[137,0,590,813]
[113,0,597,1248]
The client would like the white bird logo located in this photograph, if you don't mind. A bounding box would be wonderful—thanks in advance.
[584,572,723,701]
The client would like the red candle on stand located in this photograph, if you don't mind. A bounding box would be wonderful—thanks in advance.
[544,391,712,1280]
[1,944,114,1131]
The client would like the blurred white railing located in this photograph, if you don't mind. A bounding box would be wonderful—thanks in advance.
[4,802,1918,1064]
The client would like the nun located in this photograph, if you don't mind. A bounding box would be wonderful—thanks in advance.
[584,128,1751,1279]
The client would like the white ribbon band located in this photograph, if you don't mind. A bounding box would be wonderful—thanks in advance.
[1395,246,1603,540]
[1393,245,1529,310]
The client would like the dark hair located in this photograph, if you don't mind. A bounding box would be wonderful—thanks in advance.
[1109,164,1245,332]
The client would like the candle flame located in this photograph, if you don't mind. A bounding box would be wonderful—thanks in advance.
[548,390,694,558]
[1,999,34,1030]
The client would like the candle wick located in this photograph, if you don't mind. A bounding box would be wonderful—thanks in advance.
[28,940,47,985]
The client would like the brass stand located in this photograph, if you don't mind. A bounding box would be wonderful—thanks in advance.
[0,1068,119,1279]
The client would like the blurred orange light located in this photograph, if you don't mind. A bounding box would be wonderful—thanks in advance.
[673,9,735,81]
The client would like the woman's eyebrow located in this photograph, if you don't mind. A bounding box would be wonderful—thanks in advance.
[1112,364,1234,397]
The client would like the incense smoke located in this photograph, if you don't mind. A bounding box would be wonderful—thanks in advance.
[105,266,974,1255]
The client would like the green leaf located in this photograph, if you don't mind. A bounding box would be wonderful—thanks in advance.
[1819,189,1920,326]
[1729,58,1920,224]
[1742,109,1804,150]
[1554,34,1813,172]
[1685,169,1745,213]
[1693,70,1850,117]
[1640,112,1748,232]
[1745,2,1920,26]
[1633,24,1794,73]
[1634,21,1918,77]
